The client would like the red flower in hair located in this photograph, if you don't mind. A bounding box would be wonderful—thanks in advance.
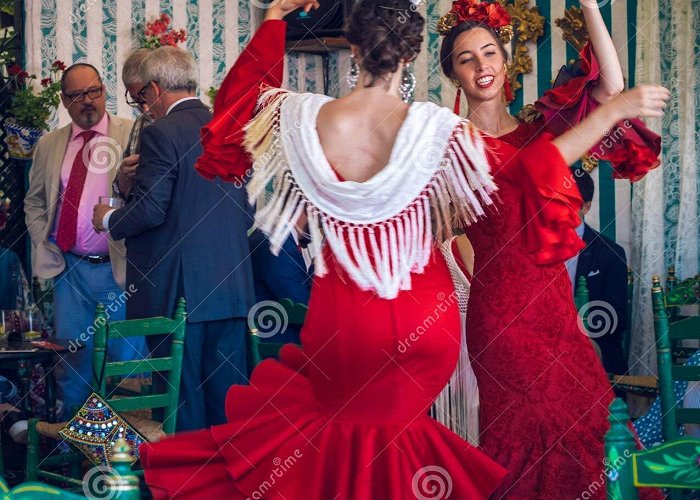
[479,2,511,28]
[450,0,511,29]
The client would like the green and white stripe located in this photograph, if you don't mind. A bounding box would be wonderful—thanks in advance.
[25,0,645,253]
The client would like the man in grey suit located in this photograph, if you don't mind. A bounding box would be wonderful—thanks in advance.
[93,47,255,431]
[25,63,145,414]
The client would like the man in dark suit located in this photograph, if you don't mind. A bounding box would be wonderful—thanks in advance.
[568,168,628,374]
[93,46,254,431]
[249,229,312,344]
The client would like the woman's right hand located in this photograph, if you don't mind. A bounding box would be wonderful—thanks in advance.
[265,0,320,21]
[606,84,671,121]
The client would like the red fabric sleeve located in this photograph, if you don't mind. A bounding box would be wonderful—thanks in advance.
[534,42,661,182]
[195,20,287,183]
[483,134,585,265]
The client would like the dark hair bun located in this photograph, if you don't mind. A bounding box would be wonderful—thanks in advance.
[345,0,424,80]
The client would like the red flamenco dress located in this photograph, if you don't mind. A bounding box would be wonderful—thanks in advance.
[140,20,519,499]
[464,43,662,499]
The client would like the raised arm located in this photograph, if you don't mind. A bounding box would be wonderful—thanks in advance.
[581,1,624,102]
[195,0,319,183]
[551,83,669,166]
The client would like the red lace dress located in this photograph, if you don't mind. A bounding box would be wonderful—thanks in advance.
[464,44,662,499]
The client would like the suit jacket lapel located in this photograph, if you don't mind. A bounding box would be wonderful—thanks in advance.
[106,113,126,183]
[47,123,72,214]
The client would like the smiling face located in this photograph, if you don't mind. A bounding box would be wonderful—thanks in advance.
[450,27,507,104]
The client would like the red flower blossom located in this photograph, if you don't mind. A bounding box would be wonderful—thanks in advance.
[7,64,24,76]
[41,77,53,86]
[51,60,66,71]
[450,0,511,30]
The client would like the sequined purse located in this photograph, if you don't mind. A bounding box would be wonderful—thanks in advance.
[59,392,146,466]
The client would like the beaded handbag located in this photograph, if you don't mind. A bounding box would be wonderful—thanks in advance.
[59,393,146,466]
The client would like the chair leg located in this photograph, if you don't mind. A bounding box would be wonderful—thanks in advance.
[26,418,39,481]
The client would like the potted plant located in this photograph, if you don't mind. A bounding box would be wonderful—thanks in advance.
[2,60,65,159]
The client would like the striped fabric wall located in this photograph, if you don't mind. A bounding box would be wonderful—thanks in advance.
[25,0,636,250]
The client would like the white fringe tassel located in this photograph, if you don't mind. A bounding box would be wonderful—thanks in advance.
[243,89,497,300]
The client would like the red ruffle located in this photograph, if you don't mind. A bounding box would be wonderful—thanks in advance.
[140,344,507,499]
[535,42,661,181]
[483,135,585,265]
[194,20,287,184]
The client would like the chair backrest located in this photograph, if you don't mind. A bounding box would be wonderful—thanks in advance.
[574,275,589,311]
[248,298,307,368]
[652,276,700,441]
[92,298,187,435]
[605,398,700,499]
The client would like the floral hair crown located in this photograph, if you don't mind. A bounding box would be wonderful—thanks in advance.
[437,0,513,44]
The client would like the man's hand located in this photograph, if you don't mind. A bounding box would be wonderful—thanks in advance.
[93,204,112,232]
[119,154,139,180]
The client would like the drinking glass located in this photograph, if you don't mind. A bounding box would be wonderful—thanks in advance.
[99,196,123,209]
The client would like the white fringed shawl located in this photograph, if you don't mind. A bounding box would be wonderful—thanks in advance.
[244,88,497,300]
[431,237,480,445]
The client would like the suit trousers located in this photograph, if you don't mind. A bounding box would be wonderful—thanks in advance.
[53,253,147,415]
[147,317,248,432]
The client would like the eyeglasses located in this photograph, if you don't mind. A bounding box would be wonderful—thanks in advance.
[124,88,146,108]
[137,81,155,102]
[63,86,103,103]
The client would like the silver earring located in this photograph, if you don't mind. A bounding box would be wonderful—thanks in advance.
[400,63,416,103]
[347,56,359,90]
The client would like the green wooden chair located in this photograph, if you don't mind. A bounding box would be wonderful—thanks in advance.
[663,268,700,363]
[248,298,307,369]
[574,275,590,312]
[574,276,607,363]
[606,275,700,498]
[25,298,187,490]
[651,275,700,439]
[6,439,139,499]
[605,398,700,499]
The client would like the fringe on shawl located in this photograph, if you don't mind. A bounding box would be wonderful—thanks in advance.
[430,238,480,445]
[243,88,497,300]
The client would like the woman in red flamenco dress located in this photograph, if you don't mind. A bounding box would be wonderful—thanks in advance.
[139,0,667,498]
[438,0,669,498]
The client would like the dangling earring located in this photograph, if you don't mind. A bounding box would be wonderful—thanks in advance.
[399,63,416,103]
[451,78,462,115]
[347,55,359,90]
[503,65,514,103]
